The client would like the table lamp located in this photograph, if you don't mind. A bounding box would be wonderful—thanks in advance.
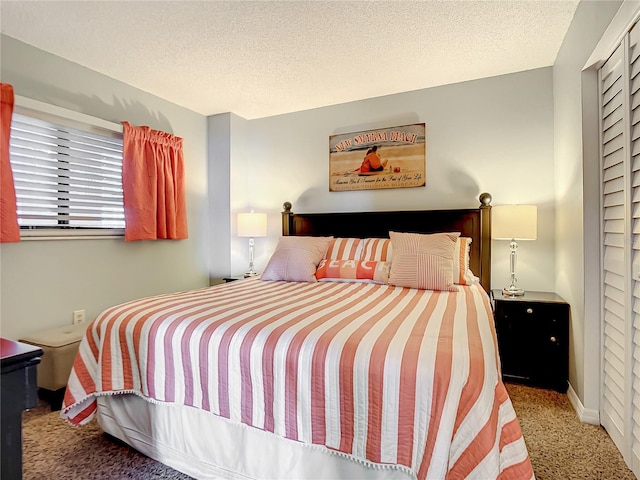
[237,211,267,277]
[492,205,537,296]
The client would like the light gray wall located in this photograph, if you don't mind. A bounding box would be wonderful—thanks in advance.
[218,69,557,294]
[553,0,623,418]
[208,113,232,280]
[0,35,209,340]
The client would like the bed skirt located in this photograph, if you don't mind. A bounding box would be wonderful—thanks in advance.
[96,394,415,480]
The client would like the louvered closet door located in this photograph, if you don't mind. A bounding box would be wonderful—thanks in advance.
[601,41,629,461]
[628,25,640,472]
[600,28,640,475]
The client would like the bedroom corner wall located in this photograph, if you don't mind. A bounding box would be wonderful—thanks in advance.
[0,35,210,341]
[207,112,252,280]
[552,0,623,417]
[208,113,232,280]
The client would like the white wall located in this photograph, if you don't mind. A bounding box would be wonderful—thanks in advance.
[215,69,557,295]
[553,0,623,418]
[0,35,209,340]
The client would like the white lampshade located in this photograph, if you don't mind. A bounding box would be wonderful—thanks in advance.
[237,212,267,238]
[492,205,537,240]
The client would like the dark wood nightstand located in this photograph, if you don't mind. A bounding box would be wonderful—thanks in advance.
[491,290,570,392]
[223,275,248,283]
[1,338,43,480]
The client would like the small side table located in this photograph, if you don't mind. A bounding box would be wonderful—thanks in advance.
[491,290,570,392]
[223,275,248,283]
[1,338,43,480]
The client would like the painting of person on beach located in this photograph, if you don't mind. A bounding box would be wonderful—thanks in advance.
[357,146,388,174]
[329,123,426,191]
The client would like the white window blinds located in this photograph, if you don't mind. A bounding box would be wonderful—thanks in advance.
[9,105,125,235]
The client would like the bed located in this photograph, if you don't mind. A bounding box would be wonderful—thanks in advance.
[61,193,534,480]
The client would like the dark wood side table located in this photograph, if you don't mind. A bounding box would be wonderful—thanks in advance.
[491,290,570,392]
[1,338,43,480]
[223,275,247,283]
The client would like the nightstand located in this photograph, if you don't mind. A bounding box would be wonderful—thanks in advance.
[223,275,247,282]
[491,290,569,392]
[1,338,43,480]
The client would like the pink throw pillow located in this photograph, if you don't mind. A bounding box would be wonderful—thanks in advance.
[324,238,363,260]
[261,236,332,282]
[315,259,390,284]
[361,237,393,261]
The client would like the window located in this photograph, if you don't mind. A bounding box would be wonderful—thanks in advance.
[9,98,124,238]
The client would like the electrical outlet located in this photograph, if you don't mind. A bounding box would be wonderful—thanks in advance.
[73,309,85,325]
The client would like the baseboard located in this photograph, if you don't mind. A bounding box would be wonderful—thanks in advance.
[567,383,600,425]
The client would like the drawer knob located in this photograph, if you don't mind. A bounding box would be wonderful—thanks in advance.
[526,308,533,314]
[550,336,557,343]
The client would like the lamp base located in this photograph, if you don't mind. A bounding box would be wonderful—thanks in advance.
[502,286,525,297]
[244,271,259,278]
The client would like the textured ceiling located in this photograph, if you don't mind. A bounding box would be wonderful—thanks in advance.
[0,0,580,119]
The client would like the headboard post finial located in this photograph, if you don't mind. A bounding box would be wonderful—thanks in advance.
[282,202,293,236]
[478,192,492,291]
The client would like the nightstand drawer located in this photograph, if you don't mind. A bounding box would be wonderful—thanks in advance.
[498,301,564,321]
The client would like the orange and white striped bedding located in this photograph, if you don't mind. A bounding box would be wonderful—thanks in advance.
[61,278,533,480]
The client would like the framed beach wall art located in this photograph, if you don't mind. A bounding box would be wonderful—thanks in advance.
[329,123,426,192]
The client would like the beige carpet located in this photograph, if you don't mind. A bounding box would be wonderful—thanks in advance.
[505,383,636,480]
[21,384,637,479]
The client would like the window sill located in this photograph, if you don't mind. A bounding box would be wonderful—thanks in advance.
[19,229,124,241]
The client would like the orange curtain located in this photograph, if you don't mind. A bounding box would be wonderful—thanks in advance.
[121,121,188,241]
[0,83,20,243]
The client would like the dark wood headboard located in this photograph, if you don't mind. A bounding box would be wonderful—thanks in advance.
[281,193,493,291]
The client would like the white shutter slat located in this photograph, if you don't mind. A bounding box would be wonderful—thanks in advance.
[605,219,626,234]
[604,99,624,127]
[604,115,624,142]
[605,296,626,322]
[604,269,625,290]
[606,282,626,306]
[605,146,626,169]
[605,203,625,219]
[605,109,624,132]
[632,107,640,127]
[605,190,625,208]
[604,134,625,157]
[602,58,623,97]
[604,161,626,182]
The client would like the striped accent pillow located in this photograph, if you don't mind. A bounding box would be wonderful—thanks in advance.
[454,237,479,285]
[315,259,390,284]
[324,237,363,260]
[388,231,460,291]
[361,237,393,261]
[261,236,333,282]
[364,236,477,285]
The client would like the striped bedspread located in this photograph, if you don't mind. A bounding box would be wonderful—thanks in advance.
[62,278,533,479]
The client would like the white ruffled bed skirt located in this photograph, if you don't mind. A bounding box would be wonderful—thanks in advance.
[97,394,415,480]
